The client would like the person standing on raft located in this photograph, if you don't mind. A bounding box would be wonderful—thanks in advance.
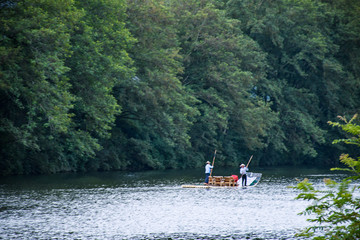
[204,161,213,185]
[240,163,249,186]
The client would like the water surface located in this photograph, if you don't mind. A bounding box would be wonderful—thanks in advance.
[0,166,349,239]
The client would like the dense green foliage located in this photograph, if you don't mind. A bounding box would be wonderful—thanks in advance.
[294,115,360,239]
[1,0,360,175]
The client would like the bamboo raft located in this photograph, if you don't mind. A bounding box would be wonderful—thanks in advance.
[181,172,262,188]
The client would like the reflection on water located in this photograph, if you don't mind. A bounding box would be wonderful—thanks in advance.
[0,166,350,239]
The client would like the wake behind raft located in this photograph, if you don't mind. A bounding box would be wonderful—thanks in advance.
[181,172,262,188]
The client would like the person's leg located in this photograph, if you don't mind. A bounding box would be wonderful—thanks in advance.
[205,173,210,184]
[244,174,247,186]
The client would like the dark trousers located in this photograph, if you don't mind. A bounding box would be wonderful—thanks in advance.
[241,174,247,186]
[205,173,210,183]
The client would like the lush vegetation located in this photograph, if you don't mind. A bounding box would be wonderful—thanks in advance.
[294,114,360,239]
[1,0,360,175]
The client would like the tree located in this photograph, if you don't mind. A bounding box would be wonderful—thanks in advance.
[171,0,278,165]
[294,114,360,239]
[96,0,199,171]
[65,0,134,171]
[0,0,134,175]
[224,0,360,165]
[0,0,80,174]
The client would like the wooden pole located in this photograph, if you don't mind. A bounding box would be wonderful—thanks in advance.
[210,150,217,176]
[246,155,253,168]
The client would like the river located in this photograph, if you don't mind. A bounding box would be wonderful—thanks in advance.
[0,166,349,239]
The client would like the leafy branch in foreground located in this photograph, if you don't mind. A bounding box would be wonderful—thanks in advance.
[294,114,360,239]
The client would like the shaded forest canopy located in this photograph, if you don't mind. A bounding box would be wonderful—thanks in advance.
[1,0,359,176]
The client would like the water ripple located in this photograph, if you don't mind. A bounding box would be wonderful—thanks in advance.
[0,167,349,239]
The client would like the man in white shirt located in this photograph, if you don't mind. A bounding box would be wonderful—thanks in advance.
[204,161,213,185]
[240,163,249,186]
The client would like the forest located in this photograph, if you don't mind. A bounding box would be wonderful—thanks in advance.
[0,0,359,176]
